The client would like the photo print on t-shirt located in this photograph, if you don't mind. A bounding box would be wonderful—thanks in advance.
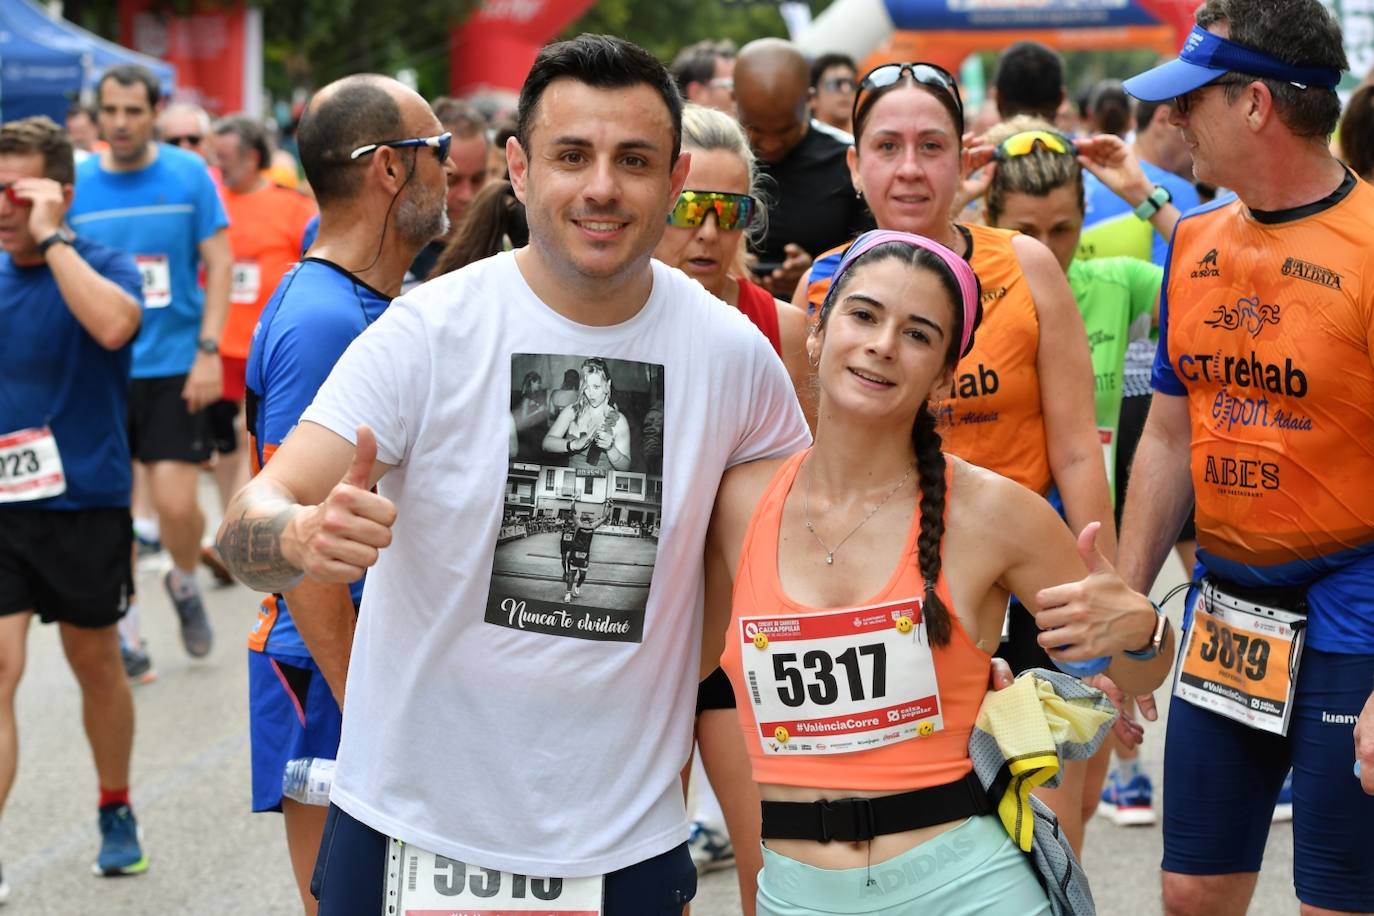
[486,353,665,643]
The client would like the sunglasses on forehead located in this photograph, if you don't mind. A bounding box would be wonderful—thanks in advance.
[666,190,760,231]
[854,62,964,134]
[993,129,1077,161]
[349,131,453,163]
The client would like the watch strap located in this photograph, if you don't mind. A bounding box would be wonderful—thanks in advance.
[1123,602,1169,660]
[1133,185,1172,221]
[37,230,72,255]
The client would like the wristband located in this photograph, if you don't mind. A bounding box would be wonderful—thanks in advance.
[1133,184,1172,221]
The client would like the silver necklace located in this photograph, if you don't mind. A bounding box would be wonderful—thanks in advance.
[802,460,913,566]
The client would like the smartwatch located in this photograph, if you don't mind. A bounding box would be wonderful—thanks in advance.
[37,228,74,256]
[197,338,220,355]
[1133,185,1172,221]
[1123,602,1170,660]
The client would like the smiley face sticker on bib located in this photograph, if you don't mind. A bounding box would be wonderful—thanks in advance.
[740,598,944,755]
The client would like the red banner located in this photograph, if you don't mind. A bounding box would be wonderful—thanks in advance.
[118,0,251,115]
[449,0,599,97]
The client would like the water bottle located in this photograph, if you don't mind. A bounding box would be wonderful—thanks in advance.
[282,757,335,806]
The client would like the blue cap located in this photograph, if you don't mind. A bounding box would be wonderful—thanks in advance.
[1123,25,1343,102]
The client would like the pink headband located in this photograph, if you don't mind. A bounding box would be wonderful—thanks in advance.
[822,229,981,358]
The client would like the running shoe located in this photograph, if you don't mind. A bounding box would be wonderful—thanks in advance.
[1273,771,1293,823]
[93,804,148,876]
[120,641,156,685]
[199,545,234,586]
[163,571,213,658]
[687,821,734,874]
[133,533,162,559]
[1096,767,1157,826]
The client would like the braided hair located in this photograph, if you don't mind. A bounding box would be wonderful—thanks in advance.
[817,241,982,646]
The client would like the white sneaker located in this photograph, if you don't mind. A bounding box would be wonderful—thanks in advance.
[564,591,572,602]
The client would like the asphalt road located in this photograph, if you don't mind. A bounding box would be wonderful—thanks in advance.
[0,488,1298,914]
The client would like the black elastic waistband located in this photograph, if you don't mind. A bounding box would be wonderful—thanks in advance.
[760,772,992,843]
[1205,575,1308,615]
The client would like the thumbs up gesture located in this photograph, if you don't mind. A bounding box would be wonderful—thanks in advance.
[1032,522,1158,661]
[291,426,398,583]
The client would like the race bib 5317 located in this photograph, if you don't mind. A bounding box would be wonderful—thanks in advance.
[739,597,944,756]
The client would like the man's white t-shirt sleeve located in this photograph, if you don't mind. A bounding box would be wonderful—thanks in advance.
[299,298,427,466]
[728,329,811,467]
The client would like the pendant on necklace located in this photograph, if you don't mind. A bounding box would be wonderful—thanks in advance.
[826,553,834,565]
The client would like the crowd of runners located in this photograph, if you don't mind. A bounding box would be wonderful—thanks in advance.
[4,0,1374,912]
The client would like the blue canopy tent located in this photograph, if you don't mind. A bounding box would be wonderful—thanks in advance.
[0,23,83,121]
[0,0,174,122]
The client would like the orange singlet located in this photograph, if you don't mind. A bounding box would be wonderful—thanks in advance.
[806,225,1051,494]
[720,451,991,791]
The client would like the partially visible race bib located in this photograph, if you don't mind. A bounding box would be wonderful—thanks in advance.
[0,427,66,503]
[230,259,261,305]
[134,254,171,308]
[1098,426,1115,479]
[1174,579,1306,736]
[739,597,943,756]
[384,838,603,915]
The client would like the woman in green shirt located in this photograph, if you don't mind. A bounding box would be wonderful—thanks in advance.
[973,115,1183,840]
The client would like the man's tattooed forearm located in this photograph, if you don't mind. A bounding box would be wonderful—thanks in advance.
[218,504,305,593]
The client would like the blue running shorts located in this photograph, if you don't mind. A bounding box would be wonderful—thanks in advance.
[1162,643,1374,912]
[248,650,344,812]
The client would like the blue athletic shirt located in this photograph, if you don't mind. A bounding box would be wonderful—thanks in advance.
[245,258,390,659]
[0,237,143,510]
[1081,159,1200,268]
[301,214,318,256]
[68,144,228,379]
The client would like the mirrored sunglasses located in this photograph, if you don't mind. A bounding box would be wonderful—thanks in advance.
[993,129,1077,161]
[667,190,759,231]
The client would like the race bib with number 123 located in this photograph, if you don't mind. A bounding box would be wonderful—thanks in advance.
[0,427,66,503]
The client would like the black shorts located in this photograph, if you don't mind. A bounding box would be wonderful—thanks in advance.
[1115,393,1195,541]
[695,666,736,715]
[0,507,132,628]
[129,374,212,464]
[205,399,240,455]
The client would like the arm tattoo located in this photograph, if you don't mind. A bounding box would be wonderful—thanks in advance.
[218,503,306,593]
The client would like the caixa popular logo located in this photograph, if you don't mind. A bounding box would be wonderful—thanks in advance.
[1203,296,1280,338]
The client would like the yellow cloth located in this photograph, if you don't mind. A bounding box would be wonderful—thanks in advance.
[975,673,1115,851]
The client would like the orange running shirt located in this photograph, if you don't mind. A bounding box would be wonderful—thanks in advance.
[220,183,316,360]
[720,451,992,791]
[805,225,1050,493]
[1153,173,1374,652]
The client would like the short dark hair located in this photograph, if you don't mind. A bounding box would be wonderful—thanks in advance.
[1088,79,1132,137]
[0,116,75,184]
[297,75,405,205]
[1135,98,1170,132]
[97,64,160,109]
[669,39,734,97]
[66,103,95,124]
[518,34,683,162]
[1338,83,1374,178]
[810,52,857,89]
[431,97,487,139]
[1197,0,1346,138]
[994,41,1064,120]
[213,115,271,171]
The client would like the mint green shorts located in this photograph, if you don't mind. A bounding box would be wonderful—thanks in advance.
[756,814,1053,915]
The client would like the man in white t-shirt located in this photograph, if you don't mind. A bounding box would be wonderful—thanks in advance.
[217,34,809,913]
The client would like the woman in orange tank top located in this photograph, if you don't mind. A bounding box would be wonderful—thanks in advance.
[792,62,1117,854]
[707,231,1171,914]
